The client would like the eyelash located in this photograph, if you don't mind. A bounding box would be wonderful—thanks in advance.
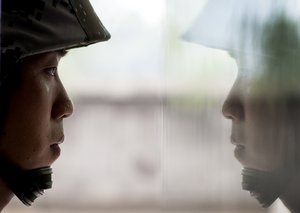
[44,67,57,76]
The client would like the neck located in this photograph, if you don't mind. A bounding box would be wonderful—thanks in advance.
[0,178,14,212]
[280,172,300,213]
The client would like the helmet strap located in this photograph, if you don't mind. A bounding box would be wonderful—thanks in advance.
[241,167,292,207]
[0,157,52,206]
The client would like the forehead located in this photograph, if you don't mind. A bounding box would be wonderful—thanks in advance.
[21,51,65,69]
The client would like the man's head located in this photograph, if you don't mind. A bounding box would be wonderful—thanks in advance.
[221,13,300,207]
[0,0,110,206]
[185,0,300,208]
[222,13,300,172]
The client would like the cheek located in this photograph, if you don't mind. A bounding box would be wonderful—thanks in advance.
[244,98,296,170]
[12,80,53,133]
[27,77,53,110]
[0,79,54,168]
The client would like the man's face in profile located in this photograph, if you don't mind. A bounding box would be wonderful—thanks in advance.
[222,56,300,172]
[0,51,73,170]
[221,15,300,173]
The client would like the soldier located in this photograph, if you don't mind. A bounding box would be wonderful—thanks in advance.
[0,0,110,210]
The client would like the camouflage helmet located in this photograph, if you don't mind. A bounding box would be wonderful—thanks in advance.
[1,0,111,83]
[1,0,110,58]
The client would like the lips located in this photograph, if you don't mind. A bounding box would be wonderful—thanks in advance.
[50,135,64,152]
[234,144,245,152]
[50,143,61,157]
[51,135,64,146]
[230,135,244,147]
[230,135,246,161]
[57,135,64,144]
[50,135,64,157]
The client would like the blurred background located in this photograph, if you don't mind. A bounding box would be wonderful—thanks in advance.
[4,0,289,213]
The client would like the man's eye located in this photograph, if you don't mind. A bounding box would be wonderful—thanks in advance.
[44,67,57,76]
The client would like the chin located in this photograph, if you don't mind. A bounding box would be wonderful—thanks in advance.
[31,147,61,169]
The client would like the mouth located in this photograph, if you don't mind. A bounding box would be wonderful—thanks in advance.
[50,135,64,156]
[231,135,244,146]
[51,135,64,146]
[233,144,246,162]
[231,135,246,159]
[234,144,245,151]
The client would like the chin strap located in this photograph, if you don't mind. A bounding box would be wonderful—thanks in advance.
[0,158,52,206]
[241,167,291,207]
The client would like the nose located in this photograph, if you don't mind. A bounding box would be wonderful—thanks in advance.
[52,81,74,120]
[222,80,244,121]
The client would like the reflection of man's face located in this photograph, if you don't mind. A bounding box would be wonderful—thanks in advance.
[222,55,300,172]
[0,52,73,170]
[221,12,300,173]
